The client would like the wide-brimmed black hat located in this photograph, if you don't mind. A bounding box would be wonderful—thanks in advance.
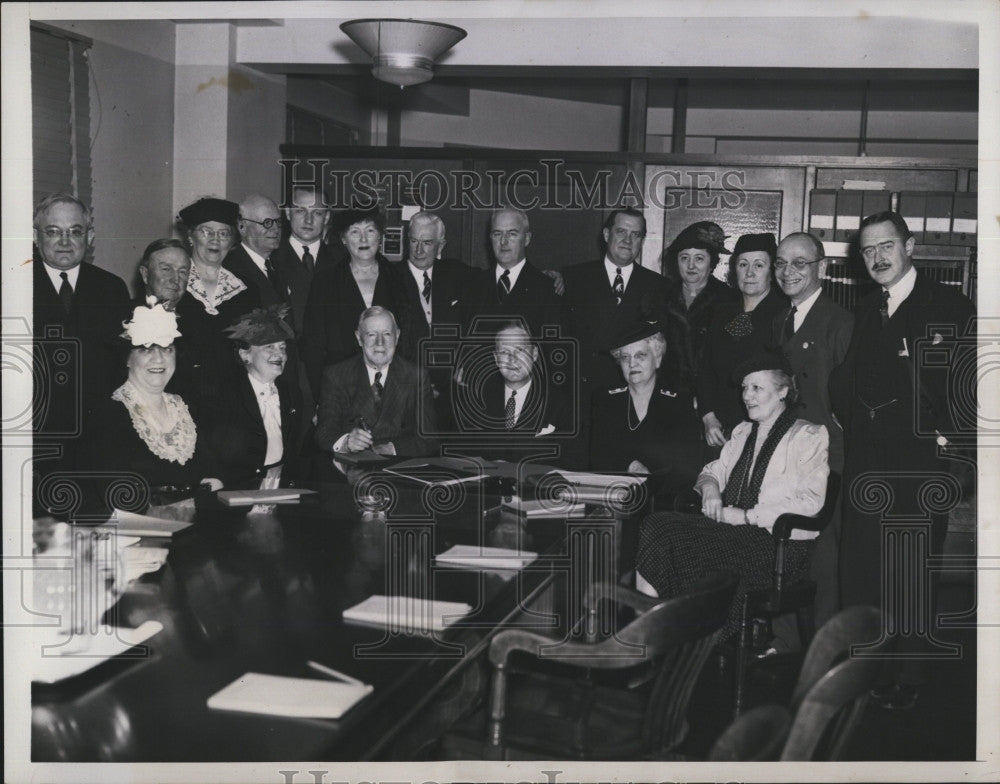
[732,345,793,383]
[224,305,295,346]
[609,320,663,352]
[177,197,239,228]
[731,232,777,259]
[667,221,731,256]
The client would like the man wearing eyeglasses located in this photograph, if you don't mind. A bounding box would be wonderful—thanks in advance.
[830,210,975,709]
[225,193,291,308]
[31,192,131,484]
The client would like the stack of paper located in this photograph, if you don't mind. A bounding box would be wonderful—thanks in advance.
[546,471,646,504]
[343,595,472,633]
[217,488,316,506]
[33,620,163,683]
[207,672,373,719]
[102,509,193,537]
[435,544,538,570]
[501,497,587,519]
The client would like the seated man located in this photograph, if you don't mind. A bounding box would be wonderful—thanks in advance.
[453,321,581,467]
[315,306,437,463]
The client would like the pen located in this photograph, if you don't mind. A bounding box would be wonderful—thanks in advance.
[358,416,371,433]
[306,659,366,687]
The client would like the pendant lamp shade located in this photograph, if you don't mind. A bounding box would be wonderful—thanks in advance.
[340,18,468,87]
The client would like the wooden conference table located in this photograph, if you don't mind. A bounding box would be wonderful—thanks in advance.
[31,468,641,762]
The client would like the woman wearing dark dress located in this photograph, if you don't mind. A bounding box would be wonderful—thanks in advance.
[78,302,207,513]
[635,349,829,640]
[589,323,702,494]
[662,221,739,379]
[697,233,788,450]
[172,197,255,424]
[301,206,409,397]
[196,306,303,489]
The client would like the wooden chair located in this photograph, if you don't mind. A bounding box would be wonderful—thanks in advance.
[482,570,738,760]
[706,704,791,762]
[780,604,883,760]
[732,471,842,717]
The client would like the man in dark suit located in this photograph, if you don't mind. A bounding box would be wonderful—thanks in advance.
[461,208,563,338]
[771,231,854,632]
[32,193,131,490]
[830,210,975,708]
[390,211,476,430]
[562,207,673,393]
[315,306,437,465]
[224,193,290,308]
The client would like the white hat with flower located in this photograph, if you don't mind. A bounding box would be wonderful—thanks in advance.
[121,296,182,347]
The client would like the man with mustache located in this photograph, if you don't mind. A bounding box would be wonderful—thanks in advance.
[830,210,975,709]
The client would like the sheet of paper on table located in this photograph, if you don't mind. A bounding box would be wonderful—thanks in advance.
[435,544,538,570]
[501,497,587,519]
[102,509,193,537]
[32,620,164,683]
[207,672,373,719]
[342,595,472,633]
[216,488,317,506]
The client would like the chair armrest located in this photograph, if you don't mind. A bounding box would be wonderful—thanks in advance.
[584,581,659,615]
[489,627,637,667]
[771,511,826,541]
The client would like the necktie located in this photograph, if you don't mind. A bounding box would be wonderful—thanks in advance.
[782,305,797,342]
[613,267,624,305]
[422,271,432,303]
[498,269,511,302]
[504,389,517,429]
[301,245,315,272]
[58,272,73,313]
[264,258,286,299]
[879,289,890,326]
[372,371,384,402]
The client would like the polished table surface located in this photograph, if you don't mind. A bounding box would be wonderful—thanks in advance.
[31,477,619,762]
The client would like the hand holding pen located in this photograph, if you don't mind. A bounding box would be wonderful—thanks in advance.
[346,416,374,452]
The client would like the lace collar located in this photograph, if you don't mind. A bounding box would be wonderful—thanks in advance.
[187,264,247,315]
[112,381,197,465]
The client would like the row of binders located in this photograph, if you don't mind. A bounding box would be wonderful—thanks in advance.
[808,189,976,246]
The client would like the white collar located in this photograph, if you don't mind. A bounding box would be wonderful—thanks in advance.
[365,362,390,385]
[43,262,80,291]
[247,373,278,397]
[242,243,269,272]
[883,264,917,316]
[408,260,433,283]
[504,377,531,398]
[291,238,321,261]
[603,256,634,285]
[792,286,823,319]
[495,258,526,287]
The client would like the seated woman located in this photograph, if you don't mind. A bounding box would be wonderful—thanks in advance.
[589,322,702,494]
[78,301,204,510]
[635,349,829,639]
[196,305,302,489]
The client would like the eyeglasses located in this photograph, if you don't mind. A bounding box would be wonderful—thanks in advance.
[860,240,899,261]
[774,258,822,272]
[40,227,87,240]
[195,227,233,240]
[241,216,281,230]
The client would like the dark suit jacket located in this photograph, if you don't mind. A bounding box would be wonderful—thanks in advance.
[33,259,131,448]
[315,355,437,458]
[390,258,476,360]
[223,244,290,308]
[670,276,740,385]
[301,257,410,397]
[196,371,302,488]
[461,260,563,338]
[563,259,672,390]
[269,238,338,334]
[770,292,853,471]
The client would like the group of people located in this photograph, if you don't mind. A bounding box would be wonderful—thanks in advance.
[32,188,974,707]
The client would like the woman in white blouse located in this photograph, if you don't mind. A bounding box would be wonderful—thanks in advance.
[635,348,829,639]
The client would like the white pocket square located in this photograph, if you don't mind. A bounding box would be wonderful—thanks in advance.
[932,332,944,345]
[451,299,459,307]
[535,424,556,436]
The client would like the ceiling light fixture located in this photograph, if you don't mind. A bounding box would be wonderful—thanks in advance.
[340,18,467,88]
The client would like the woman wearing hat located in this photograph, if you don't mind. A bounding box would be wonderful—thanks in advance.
[173,197,255,421]
[663,221,739,375]
[697,232,787,453]
[77,301,207,507]
[196,305,302,489]
[634,349,829,639]
[588,322,702,493]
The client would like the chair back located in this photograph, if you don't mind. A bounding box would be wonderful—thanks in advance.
[782,605,883,760]
[708,704,791,762]
[640,570,739,752]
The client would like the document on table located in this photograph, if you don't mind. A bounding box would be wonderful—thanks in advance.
[342,595,472,633]
[102,509,193,537]
[207,672,373,719]
[216,488,316,506]
[33,620,163,684]
[435,544,538,570]
[501,497,587,519]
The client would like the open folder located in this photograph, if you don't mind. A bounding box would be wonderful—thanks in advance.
[207,672,373,719]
